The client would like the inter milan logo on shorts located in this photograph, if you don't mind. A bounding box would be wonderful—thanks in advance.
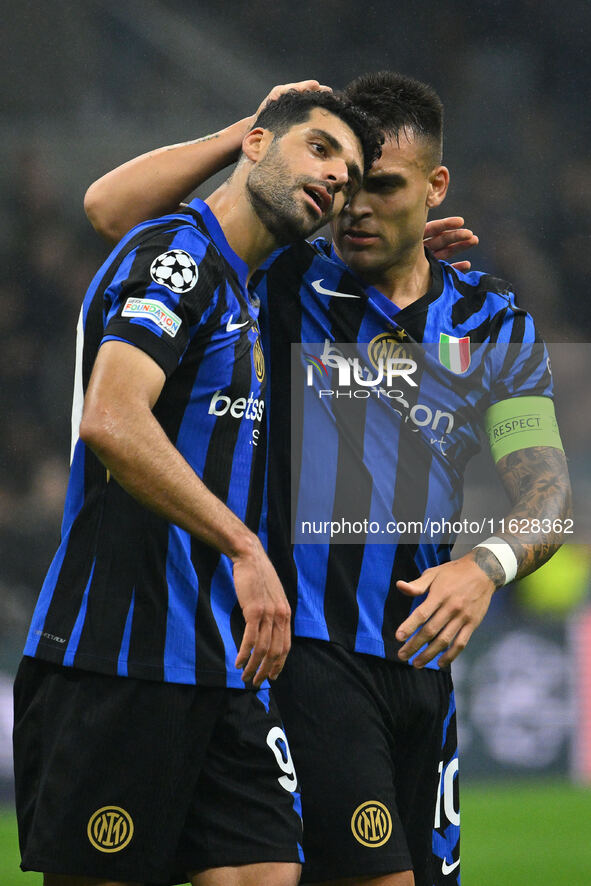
[253,337,265,383]
[368,331,411,368]
[351,800,392,847]
[87,806,134,853]
[150,249,198,293]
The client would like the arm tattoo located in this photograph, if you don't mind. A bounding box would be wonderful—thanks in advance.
[472,547,506,589]
[496,446,572,578]
[195,133,221,145]
[161,133,220,152]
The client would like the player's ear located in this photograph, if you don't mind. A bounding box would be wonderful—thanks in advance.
[426,165,450,208]
[242,127,273,163]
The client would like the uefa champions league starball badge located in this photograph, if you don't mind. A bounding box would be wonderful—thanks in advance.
[150,249,198,294]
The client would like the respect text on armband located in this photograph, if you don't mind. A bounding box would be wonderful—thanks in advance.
[490,414,542,440]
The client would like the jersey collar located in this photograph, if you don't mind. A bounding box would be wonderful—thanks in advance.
[395,250,445,323]
[328,242,444,321]
[188,198,249,288]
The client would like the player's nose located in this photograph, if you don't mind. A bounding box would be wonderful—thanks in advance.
[325,159,349,192]
[345,187,371,216]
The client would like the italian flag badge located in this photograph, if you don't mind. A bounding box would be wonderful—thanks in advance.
[438,333,471,374]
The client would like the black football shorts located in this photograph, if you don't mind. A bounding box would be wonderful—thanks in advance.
[272,638,460,886]
[13,657,303,884]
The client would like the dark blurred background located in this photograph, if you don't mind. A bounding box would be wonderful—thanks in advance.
[1,0,591,794]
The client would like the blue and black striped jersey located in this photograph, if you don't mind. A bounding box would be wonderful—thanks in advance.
[253,238,551,667]
[24,199,267,688]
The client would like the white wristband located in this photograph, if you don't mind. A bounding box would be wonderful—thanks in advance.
[473,536,518,585]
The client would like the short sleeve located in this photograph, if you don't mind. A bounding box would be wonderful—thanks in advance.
[102,224,220,377]
[486,298,553,408]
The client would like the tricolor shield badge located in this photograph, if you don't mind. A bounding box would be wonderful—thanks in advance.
[439,333,471,374]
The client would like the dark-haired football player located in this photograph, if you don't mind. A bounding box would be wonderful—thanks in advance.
[13,86,382,886]
[82,73,571,886]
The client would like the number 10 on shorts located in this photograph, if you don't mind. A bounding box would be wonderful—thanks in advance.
[434,758,460,828]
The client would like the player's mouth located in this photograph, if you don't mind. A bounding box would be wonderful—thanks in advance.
[342,228,379,246]
[303,185,333,218]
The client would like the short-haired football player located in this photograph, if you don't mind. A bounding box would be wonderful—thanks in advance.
[13,88,382,886]
[83,73,571,886]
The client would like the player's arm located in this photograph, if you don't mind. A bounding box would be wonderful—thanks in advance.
[80,339,290,686]
[84,80,330,243]
[484,445,571,575]
[394,397,571,668]
[84,124,248,243]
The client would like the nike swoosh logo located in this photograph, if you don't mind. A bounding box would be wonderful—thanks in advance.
[311,279,361,299]
[441,858,460,876]
[226,317,250,332]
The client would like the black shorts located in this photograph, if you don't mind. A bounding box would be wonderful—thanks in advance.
[272,639,460,886]
[13,657,303,885]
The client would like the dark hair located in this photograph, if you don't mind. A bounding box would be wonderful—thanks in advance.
[344,71,443,167]
[253,90,382,173]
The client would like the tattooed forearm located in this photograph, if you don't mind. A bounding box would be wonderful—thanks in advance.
[160,133,221,151]
[194,133,221,145]
[472,547,506,589]
[495,446,572,578]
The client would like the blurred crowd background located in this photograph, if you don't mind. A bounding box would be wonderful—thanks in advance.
[2,0,591,790]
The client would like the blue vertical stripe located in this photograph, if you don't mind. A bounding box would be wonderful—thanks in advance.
[209,557,241,687]
[163,527,198,682]
[23,539,72,657]
[63,560,96,666]
[117,589,135,677]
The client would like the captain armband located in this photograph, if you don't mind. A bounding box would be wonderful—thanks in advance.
[484,396,564,463]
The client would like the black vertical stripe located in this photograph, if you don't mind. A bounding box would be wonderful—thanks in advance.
[265,243,314,608]
[381,427,433,658]
[327,270,368,340]
[229,595,246,660]
[201,326,251,500]
[322,390,371,641]
[507,310,525,344]
[320,269,370,637]
[192,542,225,680]
[244,396,268,534]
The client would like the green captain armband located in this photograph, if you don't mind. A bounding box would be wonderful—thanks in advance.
[485,396,564,463]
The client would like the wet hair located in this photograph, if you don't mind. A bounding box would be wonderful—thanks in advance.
[252,89,383,173]
[344,71,443,168]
